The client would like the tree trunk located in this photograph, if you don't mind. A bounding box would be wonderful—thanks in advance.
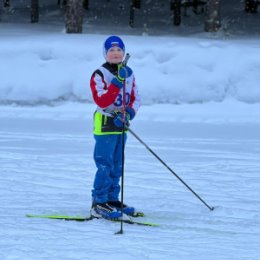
[171,0,181,26]
[129,3,135,27]
[31,0,39,23]
[83,0,89,10]
[65,0,84,33]
[204,0,221,32]
[245,0,258,13]
[4,0,10,8]
[58,0,67,8]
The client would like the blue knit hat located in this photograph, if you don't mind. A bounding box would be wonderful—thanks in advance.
[103,35,125,58]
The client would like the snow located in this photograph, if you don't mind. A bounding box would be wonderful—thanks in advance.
[1,21,260,260]
[1,102,260,259]
[1,29,260,105]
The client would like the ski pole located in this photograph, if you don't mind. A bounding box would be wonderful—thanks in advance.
[127,127,215,211]
[116,82,126,235]
[115,53,131,235]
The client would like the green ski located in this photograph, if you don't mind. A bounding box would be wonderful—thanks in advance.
[26,214,159,227]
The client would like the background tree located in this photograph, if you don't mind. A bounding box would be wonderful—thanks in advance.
[31,0,39,23]
[171,0,182,26]
[204,0,221,32]
[245,0,258,13]
[65,0,84,33]
[4,0,10,8]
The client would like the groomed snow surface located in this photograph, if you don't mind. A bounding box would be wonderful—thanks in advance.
[1,24,260,260]
[1,102,260,260]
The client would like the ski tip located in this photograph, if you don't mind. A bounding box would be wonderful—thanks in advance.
[142,222,159,227]
[26,213,159,227]
[26,214,89,221]
[128,220,159,227]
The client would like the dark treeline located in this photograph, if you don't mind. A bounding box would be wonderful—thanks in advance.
[0,0,259,33]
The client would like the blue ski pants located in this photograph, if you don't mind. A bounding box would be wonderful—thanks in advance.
[92,134,127,203]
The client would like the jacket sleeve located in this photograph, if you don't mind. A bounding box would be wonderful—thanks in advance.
[128,76,141,114]
[90,70,120,109]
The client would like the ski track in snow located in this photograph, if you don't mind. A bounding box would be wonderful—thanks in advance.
[1,105,260,260]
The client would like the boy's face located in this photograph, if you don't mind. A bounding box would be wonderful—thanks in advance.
[106,47,124,64]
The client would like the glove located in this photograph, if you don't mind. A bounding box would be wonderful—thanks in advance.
[125,107,135,120]
[113,112,130,128]
[113,108,135,127]
[117,65,132,81]
[111,65,133,89]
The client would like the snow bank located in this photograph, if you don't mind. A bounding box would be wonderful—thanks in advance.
[1,30,260,105]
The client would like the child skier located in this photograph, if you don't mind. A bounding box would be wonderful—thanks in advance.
[89,35,141,219]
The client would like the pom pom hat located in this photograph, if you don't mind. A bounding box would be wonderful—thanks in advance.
[103,35,125,59]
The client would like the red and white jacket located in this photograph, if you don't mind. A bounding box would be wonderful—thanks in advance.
[90,62,140,116]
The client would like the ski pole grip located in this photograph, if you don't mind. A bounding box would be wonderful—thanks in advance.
[122,53,130,66]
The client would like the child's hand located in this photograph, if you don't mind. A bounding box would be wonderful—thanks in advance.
[117,65,132,82]
[113,112,130,127]
[111,65,133,89]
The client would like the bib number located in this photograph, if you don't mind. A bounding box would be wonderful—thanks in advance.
[114,93,130,107]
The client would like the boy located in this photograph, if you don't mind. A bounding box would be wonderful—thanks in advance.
[90,36,141,219]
